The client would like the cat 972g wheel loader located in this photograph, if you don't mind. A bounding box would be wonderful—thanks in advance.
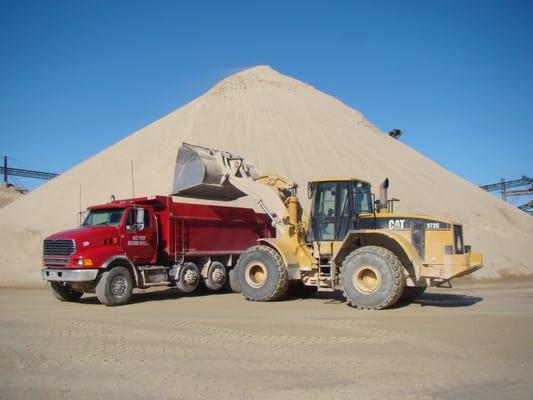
[172,143,482,309]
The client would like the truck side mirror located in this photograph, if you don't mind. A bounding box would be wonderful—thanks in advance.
[135,208,145,230]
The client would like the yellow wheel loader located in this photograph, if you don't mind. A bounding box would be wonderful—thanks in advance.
[172,143,482,309]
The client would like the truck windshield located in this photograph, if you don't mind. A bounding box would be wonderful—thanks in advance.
[353,182,373,214]
[82,209,125,227]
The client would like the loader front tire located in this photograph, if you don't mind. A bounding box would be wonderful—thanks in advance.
[224,268,241,293]
[341,246,405,310]
[50,282,83,302]
[235,245,289,301]
[96,266,133,306]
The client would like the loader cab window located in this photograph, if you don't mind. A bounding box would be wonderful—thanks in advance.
[310,181,351,241]
[353,181,373,214]
[125,207,151,231]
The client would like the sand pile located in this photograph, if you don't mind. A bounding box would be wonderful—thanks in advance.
[0,66,531,285]
[0,183,26,209]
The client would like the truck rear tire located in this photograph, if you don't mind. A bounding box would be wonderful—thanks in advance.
[204,261,226,291]
[401,286,426,301]
[340,246,405,310]
[96,266,133,306]
[235,245,289,301]
[176,262,200,293]
[50,282,83,302]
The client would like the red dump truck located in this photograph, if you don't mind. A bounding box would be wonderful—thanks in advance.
[41,195,273,305]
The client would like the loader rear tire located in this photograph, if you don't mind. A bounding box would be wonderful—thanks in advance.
[96,266,133,306]
[401,286,426,301]
[235,245,289,301]
[341,246,405,310]
[50,282,83,302]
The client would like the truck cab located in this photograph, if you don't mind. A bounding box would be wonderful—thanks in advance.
[44,203,157,273]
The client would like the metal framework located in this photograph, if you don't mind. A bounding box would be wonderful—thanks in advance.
[480,175,532,215]
[2,156,59,183]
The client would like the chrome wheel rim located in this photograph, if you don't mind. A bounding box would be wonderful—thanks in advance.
[183,268,199,286]
[110,275,128,298]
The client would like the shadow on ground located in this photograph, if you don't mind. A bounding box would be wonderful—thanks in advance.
[76,288,483,308]
[77,286,232,305]
[290,291,483,309]
[412,292,483,308]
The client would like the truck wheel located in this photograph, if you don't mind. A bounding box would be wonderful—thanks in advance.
[224,268,241,293]
[96,266,133,306]
[176,262,200,293]
[50,282,83,302]
[340,246,405,310]
[401,286,426,301]
[204,261,226,291]
[235,245,289,301]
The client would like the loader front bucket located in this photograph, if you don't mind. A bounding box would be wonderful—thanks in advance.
[171,143,248,201]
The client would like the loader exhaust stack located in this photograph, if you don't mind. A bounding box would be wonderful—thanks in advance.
[379,178,389,213]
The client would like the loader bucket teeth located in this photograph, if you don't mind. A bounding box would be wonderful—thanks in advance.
[171,143,248,201]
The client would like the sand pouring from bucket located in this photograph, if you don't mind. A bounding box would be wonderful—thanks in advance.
[171,143,292,235]
[172,143,259,201]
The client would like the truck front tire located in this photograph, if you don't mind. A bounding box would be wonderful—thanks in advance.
[341,246,405,310]
[235,245,289,301]
[50,281,83,302]
[96,266,133,306]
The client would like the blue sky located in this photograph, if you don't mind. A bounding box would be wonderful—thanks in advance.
[1,0,532,204]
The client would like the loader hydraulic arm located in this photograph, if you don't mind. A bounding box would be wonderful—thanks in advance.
[171,143,303,235]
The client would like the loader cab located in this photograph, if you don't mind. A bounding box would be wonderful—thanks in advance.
[308,179,373,242]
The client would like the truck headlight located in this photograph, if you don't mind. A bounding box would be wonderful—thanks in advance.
[76,258,94,267]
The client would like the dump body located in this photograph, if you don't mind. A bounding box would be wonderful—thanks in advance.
[41,195,273,304]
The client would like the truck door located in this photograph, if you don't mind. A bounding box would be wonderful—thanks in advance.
[124,207,157,264]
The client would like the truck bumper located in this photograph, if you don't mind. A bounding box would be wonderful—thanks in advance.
[420,252,483,283]
[41,268,99,282]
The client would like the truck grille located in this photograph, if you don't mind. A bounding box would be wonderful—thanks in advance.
[43,258,69,266]
[43,239,76,256]
[453,225,464,254]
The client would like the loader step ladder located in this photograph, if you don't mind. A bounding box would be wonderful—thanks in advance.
[316,264,335,292]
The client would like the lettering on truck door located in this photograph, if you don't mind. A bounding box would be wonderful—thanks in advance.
[124,207,156,263]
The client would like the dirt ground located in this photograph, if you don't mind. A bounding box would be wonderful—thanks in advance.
[1,280,532,400]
